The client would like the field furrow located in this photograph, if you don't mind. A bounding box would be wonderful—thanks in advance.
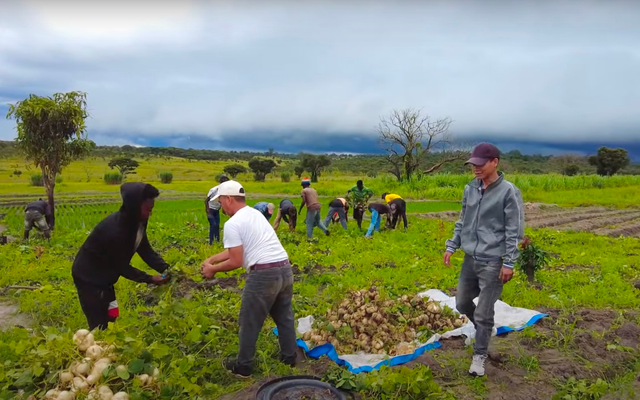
[555,212,640,232]
[595,221,640,237]
[524,207,609,222]
[526,210,632,228]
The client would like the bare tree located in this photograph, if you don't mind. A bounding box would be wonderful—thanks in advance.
[377,108,465,181]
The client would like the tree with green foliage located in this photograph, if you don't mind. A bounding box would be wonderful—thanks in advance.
[6,91,93,228]
[377,108,464,181]
[248,157,277,181]
[108,157,139,179]
[294,165,305,179]
[563,164,580,176]
[223,164,247,178]
[588,147,630,176]
[300,153,331,182]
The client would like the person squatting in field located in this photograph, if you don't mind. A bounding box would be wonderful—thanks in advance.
[200,180,297,378]
[444,142,524,378]
[253,201,275,221]
[205,174,230,244]
[272,199,297,232]
[382,193,408,230]
[365,202,391,238]
[72,183,170,330]
[299,178,330,239]
[325,197,349,230]
[24,198,52,240]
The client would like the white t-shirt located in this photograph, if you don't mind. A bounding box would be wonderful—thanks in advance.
[207,185,222,211]
[223,206,289,271]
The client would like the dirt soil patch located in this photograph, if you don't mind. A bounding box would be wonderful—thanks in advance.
[0,301,32,331]
[400,307,640,399]
[419,206,640,238]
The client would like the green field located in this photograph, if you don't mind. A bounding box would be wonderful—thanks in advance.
[1,156,640,399]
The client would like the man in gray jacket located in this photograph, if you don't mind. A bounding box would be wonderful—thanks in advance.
[444,142,524,377]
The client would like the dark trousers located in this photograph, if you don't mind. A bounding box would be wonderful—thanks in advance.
[74,277,116,331]
[208,210,221,244]
[456,255,504,355]
[237,265,297,371]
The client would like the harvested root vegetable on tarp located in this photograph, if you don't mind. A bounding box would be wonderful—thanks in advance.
[302,286,467,355]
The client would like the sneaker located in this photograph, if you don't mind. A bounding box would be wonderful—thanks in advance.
[469,354,487,377]
[325,230,330,236]
[223,358,251,379]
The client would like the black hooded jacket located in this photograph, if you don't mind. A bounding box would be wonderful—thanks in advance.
[72,182,169,289]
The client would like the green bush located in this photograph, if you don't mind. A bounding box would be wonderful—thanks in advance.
[104,172,123,185]
[159,171,173,184]
[280,172,291,182]
[30,174,43,187]
[55,175,63,184]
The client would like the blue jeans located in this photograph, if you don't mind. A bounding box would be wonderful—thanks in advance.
[305,209,328,238]
[324,207,347,230]
[365,210,381,237]
[456,255,504,356]
[207,210,220,244]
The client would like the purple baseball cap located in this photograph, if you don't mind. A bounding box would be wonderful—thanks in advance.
[465,143,501,166]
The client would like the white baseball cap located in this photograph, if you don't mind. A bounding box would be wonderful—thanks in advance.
[211,180,245,201]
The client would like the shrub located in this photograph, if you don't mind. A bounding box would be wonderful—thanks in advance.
[55,175,63,184]
[104,172,123,185]
[159,171,173,184]
[281,172,291,182]
[30,174,43,187]
[563,164,580,176]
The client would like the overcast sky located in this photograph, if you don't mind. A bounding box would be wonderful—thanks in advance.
[1,0,639,155]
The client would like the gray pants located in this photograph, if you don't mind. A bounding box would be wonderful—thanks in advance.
[305,209,328,238]
[456,254,503,356]
[238,265,297,371]
[324,207,347,230]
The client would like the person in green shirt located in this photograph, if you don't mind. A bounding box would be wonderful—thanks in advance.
[347,180,373,206]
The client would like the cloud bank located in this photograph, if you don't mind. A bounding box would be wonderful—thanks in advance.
[1,0,640,154]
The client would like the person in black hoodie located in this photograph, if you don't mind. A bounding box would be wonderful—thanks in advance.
[72,182,170,330]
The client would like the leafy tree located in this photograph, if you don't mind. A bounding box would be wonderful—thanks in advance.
[248,157,277,181]
[6,91,93,228]
[300,153,331,182]
[108,157,139,179]
[294,165,305,179]
[563,164,580,176]
[223,164,247,178]
[588,147,630,176]
[377,108,465,181]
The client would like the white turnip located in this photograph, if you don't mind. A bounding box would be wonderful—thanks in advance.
[57,391,76,400]
[86,345,103,360]
[72,376,89,393]
[112,392,129,400]
[60,371,74,384]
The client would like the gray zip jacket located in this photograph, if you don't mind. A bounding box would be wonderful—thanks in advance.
[445,173,525,268]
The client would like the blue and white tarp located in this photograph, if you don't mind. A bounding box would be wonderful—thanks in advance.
[286,289,548,373]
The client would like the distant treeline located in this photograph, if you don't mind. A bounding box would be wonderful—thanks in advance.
[1,140,639,175]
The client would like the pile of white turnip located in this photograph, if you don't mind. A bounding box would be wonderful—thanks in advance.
[43,330,159,400]
[302,286,467,356]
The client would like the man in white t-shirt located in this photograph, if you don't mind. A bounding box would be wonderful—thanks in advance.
[200,180,297,378]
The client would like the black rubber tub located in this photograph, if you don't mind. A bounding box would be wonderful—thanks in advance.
[255,375,348,400]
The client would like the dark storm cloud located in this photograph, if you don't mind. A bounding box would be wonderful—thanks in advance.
[1,0,640,154]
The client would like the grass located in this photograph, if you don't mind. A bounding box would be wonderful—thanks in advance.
[1,155,640,399]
